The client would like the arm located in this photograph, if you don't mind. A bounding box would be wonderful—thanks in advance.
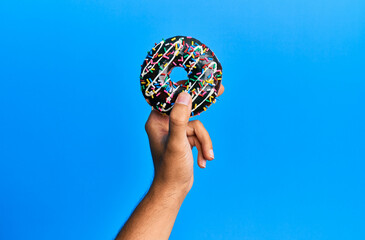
[116,90,223,240]
[116,181,187,240]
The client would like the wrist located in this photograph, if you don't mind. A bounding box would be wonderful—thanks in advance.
[150,178,189,204]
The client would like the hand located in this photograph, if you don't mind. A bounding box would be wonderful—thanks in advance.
[116,85,224,240]
[145,85,225,195]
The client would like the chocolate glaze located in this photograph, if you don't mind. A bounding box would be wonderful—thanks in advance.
[140,36,222,116]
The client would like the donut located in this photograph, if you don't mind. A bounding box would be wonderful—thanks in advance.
[140,36,223,116]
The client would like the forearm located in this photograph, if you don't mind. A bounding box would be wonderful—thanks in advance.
[116,181,188,240]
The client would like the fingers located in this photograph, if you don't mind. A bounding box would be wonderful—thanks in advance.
[145,109,169,137]
[187,120,214,161]
[168,92,192,143]
[189,136,206,168]
[217,84,225,97]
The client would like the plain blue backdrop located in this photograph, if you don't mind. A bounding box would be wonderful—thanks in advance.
[1,0,364,239]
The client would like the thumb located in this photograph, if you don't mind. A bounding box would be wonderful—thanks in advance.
[168,92,192,143]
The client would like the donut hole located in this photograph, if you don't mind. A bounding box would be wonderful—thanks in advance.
[169,67,188,86]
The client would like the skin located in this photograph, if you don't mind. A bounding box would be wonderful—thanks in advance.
[116,85,225,240]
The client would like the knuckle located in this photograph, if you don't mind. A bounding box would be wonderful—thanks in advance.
[191,120,203,128]
[196,120,204,128]
[192,121,206,135]
[145,120,152,134]
[170,113,187,127]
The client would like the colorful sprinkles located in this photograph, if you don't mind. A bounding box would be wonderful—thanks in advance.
[140,36,222,116]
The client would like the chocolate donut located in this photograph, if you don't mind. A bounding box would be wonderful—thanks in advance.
[140,36,223,116]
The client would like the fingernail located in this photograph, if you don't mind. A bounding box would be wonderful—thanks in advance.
[201,160,206,168]
[175,92,191,106]
[209,149,214,159]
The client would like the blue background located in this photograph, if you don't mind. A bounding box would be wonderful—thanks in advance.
[1,0,364,239]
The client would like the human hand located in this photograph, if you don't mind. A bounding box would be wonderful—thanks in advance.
[116,86,224,240]
[145,85,225,196]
